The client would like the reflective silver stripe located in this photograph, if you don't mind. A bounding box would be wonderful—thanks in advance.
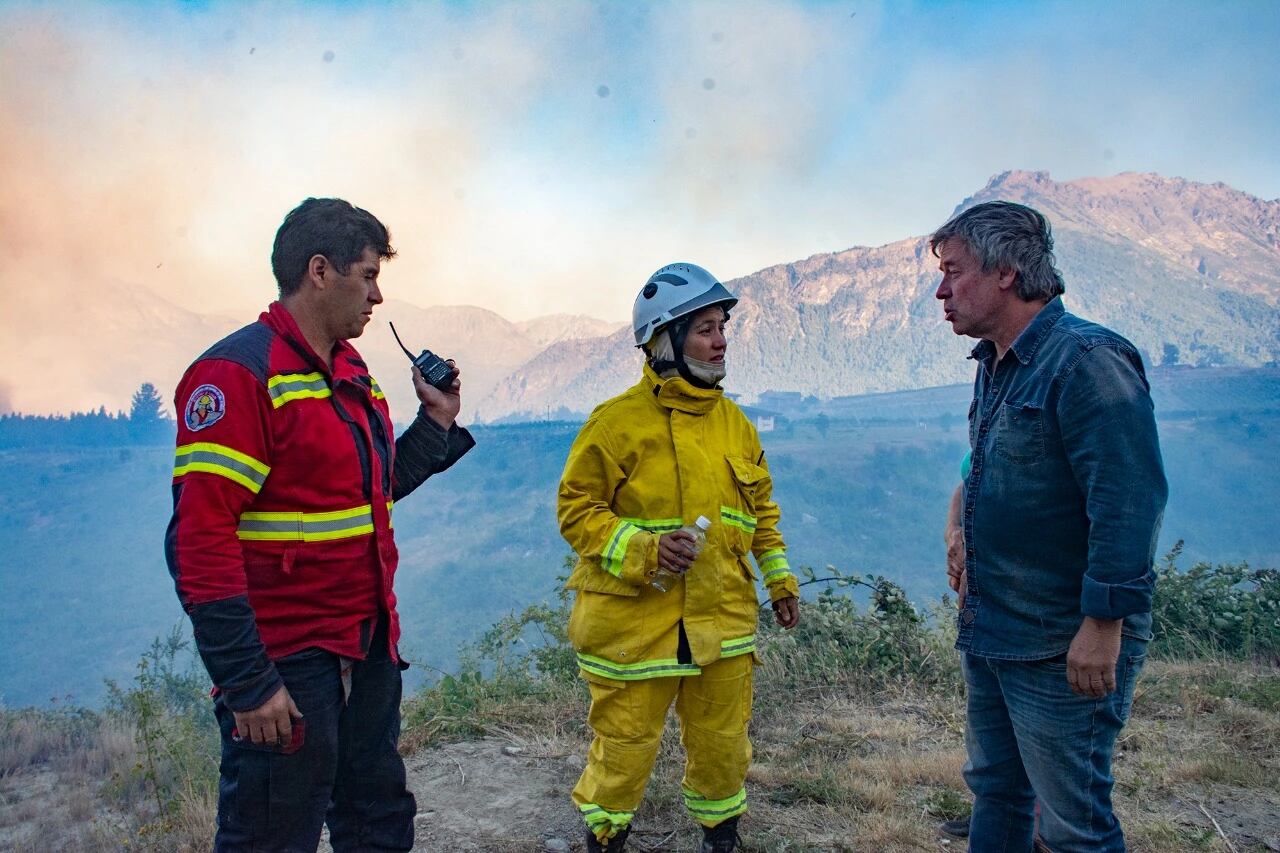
[759,549,792,584]
[621,516,683,533]
[601,519,643,577]
[173,442,270,493]
[267,373,331,408]
[578,802,634,831]
[683,785,747,819]
[720,635,756,657]
[720,506,757,533]
[576,652,701,681]
[237,505,377,541]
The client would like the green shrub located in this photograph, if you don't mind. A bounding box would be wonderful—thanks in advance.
[403,561,967,751]
[103,625,218,838]
[1151,541,1280,660]
[755,566,962,695]
[402,564,586,747]
[0,701,102,776]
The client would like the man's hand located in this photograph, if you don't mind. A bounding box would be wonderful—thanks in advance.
[944,484,966,609]
[657,530,697,574]
[232,684,302,746]
[946,524,965,599]
[772,596,800,629]
[413,361,462,429]
[1066,616,1123,698]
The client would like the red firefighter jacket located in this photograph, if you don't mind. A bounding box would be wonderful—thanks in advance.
[166,302,473,711]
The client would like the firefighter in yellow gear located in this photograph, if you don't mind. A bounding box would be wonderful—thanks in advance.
[558,263,801,853]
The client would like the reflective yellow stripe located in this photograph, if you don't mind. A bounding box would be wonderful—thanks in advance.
[174,442,271,494]
[237,500,394,541]
[683,785,747,820]
[238,504,367,541]
[600,519,643,577]
[758,549,792,583]
[720,635,756,658]
[578,802,634,833]
[720,506,757,533]
[267,372,331,409]
[620,516,683,533]
[576,652,701,681]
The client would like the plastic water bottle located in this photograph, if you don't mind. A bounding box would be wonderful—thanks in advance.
[650,516,712,593]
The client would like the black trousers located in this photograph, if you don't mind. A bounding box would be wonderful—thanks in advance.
[212,616,416,852]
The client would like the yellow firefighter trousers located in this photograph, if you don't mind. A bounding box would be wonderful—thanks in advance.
[572,653,753,840]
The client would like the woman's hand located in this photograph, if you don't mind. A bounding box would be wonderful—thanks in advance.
[772,596,800,629]
[657,530,697,574]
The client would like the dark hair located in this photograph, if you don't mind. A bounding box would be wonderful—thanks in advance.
[929,201,1065,301]
[271,198,396,296]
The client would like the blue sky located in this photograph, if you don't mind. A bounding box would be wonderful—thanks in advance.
[2,0,1278,323]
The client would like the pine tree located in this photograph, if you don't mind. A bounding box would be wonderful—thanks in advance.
[129,382,166,423]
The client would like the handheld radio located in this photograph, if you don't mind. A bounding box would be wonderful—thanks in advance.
[388,322,455,392]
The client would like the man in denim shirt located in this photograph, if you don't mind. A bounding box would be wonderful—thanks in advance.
[933,201,1167,852]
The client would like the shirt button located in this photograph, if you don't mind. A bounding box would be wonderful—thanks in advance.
[961,610,976,625]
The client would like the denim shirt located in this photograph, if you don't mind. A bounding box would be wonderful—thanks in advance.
[958,298,1168,660]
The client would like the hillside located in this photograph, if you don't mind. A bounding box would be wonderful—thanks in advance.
[0,285,616,424]
[475,170,1280,421]
[0,366,1276,708]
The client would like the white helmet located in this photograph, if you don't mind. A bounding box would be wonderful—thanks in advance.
[631,262,738,347]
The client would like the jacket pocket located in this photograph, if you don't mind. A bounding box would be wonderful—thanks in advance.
[565,558,642,597]
[724,457,767,555]
[726,456,769,503]
[567,589,649,663]
[994,402,1045,464]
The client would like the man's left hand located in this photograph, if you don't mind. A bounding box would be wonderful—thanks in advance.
[413,361,462,429]
[772,596,800,629]
[1066,616,1122,698]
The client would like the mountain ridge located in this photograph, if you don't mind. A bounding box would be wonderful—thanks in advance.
[5,170,1277,422]
[474,170,1280,420]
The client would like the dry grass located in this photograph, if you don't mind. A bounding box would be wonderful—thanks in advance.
[2,657,1277,851]
[394,655,1279,852]
[0,706,217,851]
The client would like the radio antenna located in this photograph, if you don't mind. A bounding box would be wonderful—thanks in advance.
[388,322,415,360]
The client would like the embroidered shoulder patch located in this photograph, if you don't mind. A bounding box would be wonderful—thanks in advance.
[185,383,227,431]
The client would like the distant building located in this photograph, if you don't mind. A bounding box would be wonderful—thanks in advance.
[754,390,822,419]
[738,404,786,433]
[758,391,804,410]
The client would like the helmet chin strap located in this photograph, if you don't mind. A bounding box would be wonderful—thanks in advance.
[647,321,721,389]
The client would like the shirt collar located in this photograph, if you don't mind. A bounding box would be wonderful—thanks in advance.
[969,297,1065,367]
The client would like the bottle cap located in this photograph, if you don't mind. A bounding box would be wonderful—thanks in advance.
[695,515,711,530]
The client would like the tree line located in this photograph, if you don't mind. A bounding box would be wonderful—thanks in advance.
[0,383,175,448]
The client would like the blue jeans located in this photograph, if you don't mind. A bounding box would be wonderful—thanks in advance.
[962,637,1146,853]
[213,617,416,852]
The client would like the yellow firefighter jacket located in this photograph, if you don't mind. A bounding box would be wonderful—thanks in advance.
[558,365,800,684]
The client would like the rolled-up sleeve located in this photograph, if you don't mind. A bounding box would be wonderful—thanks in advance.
[1059,344,1168,620]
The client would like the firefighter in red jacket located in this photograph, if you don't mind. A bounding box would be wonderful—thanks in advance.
[166,198,474,852]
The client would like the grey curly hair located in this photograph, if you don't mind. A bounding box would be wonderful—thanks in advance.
[929,201,1066,301]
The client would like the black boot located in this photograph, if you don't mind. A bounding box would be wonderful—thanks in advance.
[585,825,630,853]
[700,816,741,853]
